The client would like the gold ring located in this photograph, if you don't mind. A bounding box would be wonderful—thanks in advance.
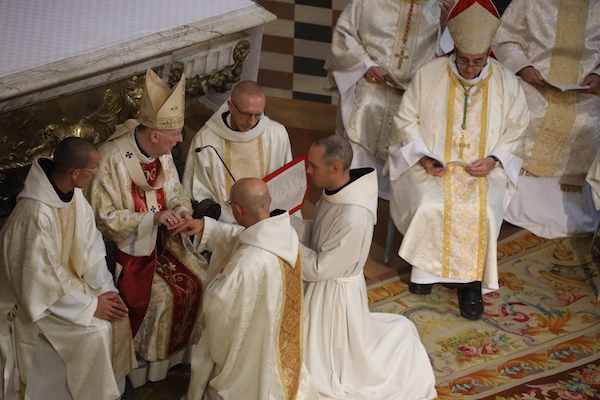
[371,77,376,82]
[167,218,172,222]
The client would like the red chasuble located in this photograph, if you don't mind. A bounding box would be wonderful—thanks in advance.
[117,158,202,355]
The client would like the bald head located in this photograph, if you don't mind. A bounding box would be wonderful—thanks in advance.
[230,178,271,227]
[231,81,264,104]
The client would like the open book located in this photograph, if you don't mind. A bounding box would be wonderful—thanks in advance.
[263,155,308,214]
[423,152,470,167]
[541,77,590,92]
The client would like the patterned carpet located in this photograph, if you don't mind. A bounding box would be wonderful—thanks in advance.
[368,230,600,399]
[123,230,600,399]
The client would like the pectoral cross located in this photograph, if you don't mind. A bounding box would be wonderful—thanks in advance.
[397,48,409,69]
[454,136,471,160]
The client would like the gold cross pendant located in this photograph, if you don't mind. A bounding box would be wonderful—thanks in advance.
[454,136,471,160]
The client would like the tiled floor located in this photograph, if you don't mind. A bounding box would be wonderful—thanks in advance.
[256,0,351,104]
[254,0,514,104]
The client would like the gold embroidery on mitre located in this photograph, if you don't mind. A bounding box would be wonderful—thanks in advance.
[137,69,185,130]
[525,0,589,177]
[276,248,303,400]
[442,67,490,280]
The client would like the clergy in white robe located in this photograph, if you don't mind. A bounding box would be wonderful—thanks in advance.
[492,0,600,238]
[183,81,293,222]
[0,138,135,400]
[388,0,530,319]
[325,0,453,199]
[292,136,437,400]
[87,69,207,387]
[177,178,318,400]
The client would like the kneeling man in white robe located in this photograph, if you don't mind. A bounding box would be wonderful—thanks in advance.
[0,137,135,400]
[172,178,318,400]
[292,135,437,400]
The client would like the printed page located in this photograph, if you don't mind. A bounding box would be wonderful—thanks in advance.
[263,156,308,214]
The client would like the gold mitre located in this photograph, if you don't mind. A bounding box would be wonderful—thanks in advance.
[137,69,185,130]
[447,0,501,55]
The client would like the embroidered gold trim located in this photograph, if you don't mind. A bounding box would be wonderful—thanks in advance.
[442,66,492,280]
[476,78,490,279]
[257,135,265,178]
[525,0,589,177]
[276,248,303,400]
[111,318,135,381]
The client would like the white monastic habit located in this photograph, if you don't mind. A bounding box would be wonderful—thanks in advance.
[326,0,448,199]
[0,157,135,400]
[183,101,293,222]
[183,212,319,400]
[388,55,530,291]
[492,0,600,238]
[88,127,208,387]
[292,168,437,400]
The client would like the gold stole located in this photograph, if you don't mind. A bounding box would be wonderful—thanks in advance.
[224,135,265,193]
[57,203,85,293]
[525,0,590,177]
[441,69,491,280]
[276,248,303,400]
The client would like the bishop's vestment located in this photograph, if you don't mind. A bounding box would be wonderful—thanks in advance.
[492,0,600,238]
[388,55,529,291]
[88,127,207,386]
[326,0,443,198]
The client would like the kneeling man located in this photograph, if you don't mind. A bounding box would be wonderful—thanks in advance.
[173,178,318,400]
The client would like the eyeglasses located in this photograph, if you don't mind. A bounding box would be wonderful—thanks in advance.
[79,166,99,174]
[158,129,183,139]
[231,101,265,121]
[455,61,487,69]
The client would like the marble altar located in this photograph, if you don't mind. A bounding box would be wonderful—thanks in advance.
[0,0,275,224]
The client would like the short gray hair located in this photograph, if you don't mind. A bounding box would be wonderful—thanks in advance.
[313,135,353,170]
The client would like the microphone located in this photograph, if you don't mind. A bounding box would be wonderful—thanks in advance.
[195,145,237,182]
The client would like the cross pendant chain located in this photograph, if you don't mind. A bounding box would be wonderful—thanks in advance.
[460,82,474,130]
[397,48,410,69]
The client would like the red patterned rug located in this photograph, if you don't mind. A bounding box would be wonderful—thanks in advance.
[367,230,600,399]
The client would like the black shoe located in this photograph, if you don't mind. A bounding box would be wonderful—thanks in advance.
[457,286,483,320]
[409,282,433,295]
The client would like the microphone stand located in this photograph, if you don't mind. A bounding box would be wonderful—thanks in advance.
[195,145,237,182]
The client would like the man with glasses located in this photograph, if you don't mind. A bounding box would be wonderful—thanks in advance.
[0,137,135,399]
[87,69,208,387]
[492,0,600,239]
[387,0,530,320]
[183,81,294,223]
